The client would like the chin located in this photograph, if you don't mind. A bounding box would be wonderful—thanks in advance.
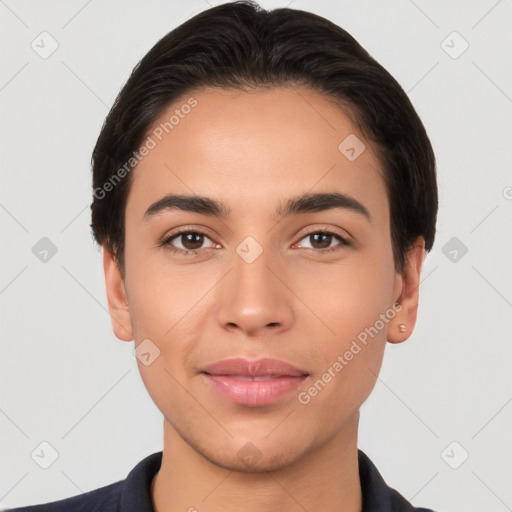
[209,448,300,473]
[201,434,311,473]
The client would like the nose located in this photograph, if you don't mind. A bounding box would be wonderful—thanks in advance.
[216,243,294,338]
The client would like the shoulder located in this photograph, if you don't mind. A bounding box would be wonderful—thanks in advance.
[6,451,163,512]
[5,480,122,512]
[358,449,438,512]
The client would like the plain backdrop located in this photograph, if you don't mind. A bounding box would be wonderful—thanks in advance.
[1,1,511,511]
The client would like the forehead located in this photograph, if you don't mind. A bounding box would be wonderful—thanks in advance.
[126,86,388,223]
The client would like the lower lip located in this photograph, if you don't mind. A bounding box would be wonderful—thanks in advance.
[202,374,307,406]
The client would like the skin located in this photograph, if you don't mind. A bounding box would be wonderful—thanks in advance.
[103,87,425,512]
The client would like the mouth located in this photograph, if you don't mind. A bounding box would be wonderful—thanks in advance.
[203,374,297,381]
[199,358,309,406]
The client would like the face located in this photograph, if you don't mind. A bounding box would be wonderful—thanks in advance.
[104,87,424,472]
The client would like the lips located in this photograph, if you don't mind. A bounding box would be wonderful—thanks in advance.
[200,357,308,378]
[200,358,309,406]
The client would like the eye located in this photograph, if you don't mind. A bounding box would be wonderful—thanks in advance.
[161,229,216,255]
[295,229,350,254]
[160,227,351,257]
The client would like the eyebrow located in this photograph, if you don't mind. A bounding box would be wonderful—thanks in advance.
[144,191,372,223]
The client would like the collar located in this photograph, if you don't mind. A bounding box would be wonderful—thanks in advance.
[118,449,434,512]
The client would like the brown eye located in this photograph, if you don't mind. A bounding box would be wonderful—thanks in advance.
[176,232,205,250]
[296,230,350,253]
[161,230,215,255]
[309,232,333,249]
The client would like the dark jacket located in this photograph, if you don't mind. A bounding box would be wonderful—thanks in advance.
[7,449,436,511]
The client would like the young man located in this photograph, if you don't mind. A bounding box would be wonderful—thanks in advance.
[8,1,438,511]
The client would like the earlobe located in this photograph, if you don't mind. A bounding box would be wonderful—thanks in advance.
[387,236,425,344]
[103,246,134,342]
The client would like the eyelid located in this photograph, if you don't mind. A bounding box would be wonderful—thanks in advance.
[297,224,351,240]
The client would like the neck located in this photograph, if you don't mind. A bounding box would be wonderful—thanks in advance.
[151,412,362,512]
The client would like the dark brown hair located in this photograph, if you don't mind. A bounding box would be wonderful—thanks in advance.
[90,0,438,277]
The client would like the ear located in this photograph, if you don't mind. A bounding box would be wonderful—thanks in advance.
[387,236,426,344]
[103,245,134,342]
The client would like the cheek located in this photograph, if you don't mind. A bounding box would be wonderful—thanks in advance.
[124,250,215,398]
[124,237,210,339]
[294,253,394,340]
[293,254,393,399]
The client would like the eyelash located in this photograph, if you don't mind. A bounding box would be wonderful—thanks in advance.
[160,228,350,256]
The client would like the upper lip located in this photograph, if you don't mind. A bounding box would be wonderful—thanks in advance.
[200,358,309,377]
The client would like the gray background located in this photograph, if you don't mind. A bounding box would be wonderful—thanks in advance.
[1,0,511,510]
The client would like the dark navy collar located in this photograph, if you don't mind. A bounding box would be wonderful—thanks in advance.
[117,449,435,512]
[118,451,162,511]
[7,449,436,511]
[357,450,435,511]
